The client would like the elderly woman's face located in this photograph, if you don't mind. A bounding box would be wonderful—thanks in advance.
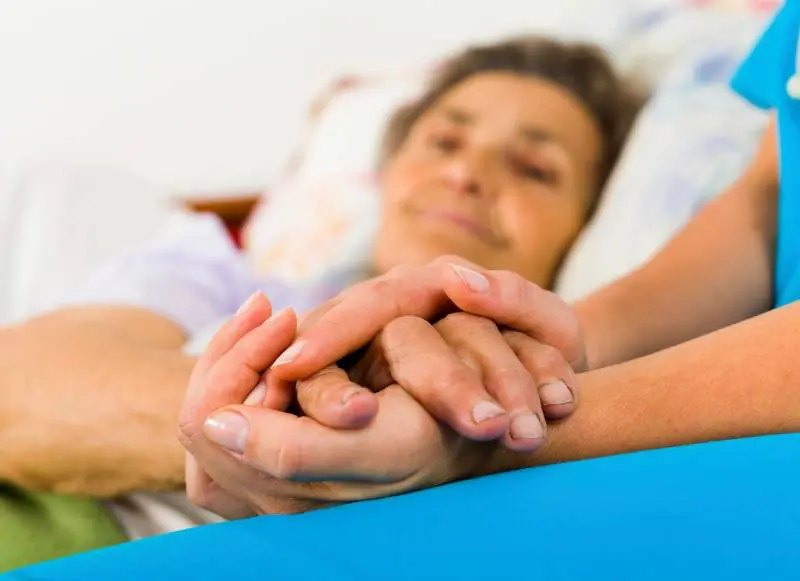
[372,72,603,287]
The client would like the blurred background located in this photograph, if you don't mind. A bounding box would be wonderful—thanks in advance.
[0,0,634,193]
[0,0,776,324]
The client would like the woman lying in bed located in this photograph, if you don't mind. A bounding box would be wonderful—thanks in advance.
[177,36,643,516]
[0,32,641,562]
[180,0,799,519]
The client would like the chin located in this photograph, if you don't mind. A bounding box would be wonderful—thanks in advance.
[372,236,481,275]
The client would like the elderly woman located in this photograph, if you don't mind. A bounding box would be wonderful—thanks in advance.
[0,34,640,568]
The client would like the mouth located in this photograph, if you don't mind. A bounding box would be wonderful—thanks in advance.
[417,208,500,245]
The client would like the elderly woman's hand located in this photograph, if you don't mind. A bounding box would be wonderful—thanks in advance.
[178,294,537,516]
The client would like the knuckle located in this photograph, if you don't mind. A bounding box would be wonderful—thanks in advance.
[533,344,568,376]
[177,409,200,443]
[176,428,194,452]
[369,276,397,298]
[295,378,322,407]
[493,269,537,305]
[386,264,413,279]
[186,480,214,511]
[383,315,430,342]
[501,329,525,348]
[438,365,480,393]
[438,311,495,333]
[256,497,307,515]
[271,418,313,479]
[494,367,535,390]
[274,441,302,480]
[492,367,537,409]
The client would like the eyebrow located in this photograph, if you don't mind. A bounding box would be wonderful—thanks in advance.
[441,107,560,145]
[438,106,571,163]
[442,107,473,125]
[520,127,558,146]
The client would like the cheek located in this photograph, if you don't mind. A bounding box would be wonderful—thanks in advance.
[380,158,435,212]
[504,195,587,258]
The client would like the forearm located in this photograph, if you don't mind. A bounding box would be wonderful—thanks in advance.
[575,121,778,369]
[0,308,195,497]
[490,300,800,473]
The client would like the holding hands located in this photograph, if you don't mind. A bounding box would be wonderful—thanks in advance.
[179,257,584,517]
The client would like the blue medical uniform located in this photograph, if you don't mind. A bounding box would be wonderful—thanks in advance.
[732,0,800,307]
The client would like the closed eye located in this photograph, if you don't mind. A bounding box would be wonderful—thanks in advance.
[512,158,555,183]
[430,133,461,154]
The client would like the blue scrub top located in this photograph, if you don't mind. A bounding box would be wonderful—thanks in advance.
[731,0,800,307]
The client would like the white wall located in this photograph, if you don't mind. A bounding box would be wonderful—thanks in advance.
[0,0,634,196]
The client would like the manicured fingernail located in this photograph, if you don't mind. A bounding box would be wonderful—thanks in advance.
[273,340,304,367]
[449,264,489,293]
[237,291,262,315]
[341,386,366,405]
[510,414,544,440]
[204,411,249,454]
[243,380,267,406]
[539,380,574,407]
[472,400,506,423]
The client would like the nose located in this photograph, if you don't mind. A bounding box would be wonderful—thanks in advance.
[441,149,496,199]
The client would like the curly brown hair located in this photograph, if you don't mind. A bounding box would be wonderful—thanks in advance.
[380,36,645,200]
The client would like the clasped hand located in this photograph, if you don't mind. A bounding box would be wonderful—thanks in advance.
[178,257,584,517]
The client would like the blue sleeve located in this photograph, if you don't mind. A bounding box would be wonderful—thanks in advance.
[731,0,800,110]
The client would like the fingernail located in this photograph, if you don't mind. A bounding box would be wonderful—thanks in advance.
[243,380,267,406]
[237,291,262,315]
[510,414,544,440]
[449,264,489,293]
[341,386,366,405]
[539,380,574,407]
[472,400,506,423]
[204,411,249,454]
[273,340,304,367]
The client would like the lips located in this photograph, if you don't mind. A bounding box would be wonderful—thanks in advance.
[418,208,500,245]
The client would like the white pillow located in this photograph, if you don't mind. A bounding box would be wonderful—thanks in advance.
[554,8,771,301]
[244,171,380,286]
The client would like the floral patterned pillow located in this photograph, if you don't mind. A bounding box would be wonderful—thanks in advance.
[554,7,772,301]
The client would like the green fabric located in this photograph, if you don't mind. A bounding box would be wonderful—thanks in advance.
[0,484,127,573]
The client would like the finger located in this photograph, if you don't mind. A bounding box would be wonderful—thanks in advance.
[380,316,510,441]
[295,365,379,429]
[185,453,254,520]
[295,296,342,335]
[271,256,483,380]
[503,330,579,420]
[346,340,396,393]
[441,264,587,370]
[180,308,297,439]
[202,404,400,488]
[435,314,546,452]
[260,373,295,411]
[193,291,272,377]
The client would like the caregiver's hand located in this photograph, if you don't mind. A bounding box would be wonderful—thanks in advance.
[270,256,584,434]
[277,256,586,374]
